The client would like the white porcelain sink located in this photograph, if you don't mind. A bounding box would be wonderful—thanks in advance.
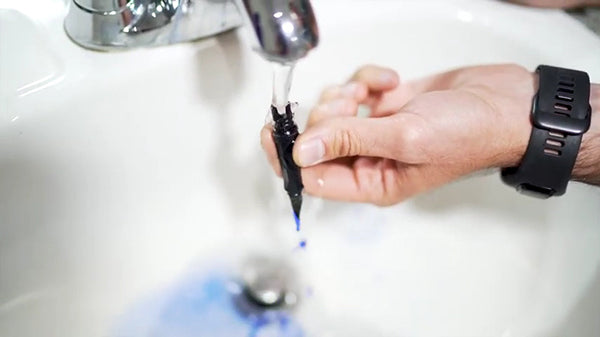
[1,0,600,336]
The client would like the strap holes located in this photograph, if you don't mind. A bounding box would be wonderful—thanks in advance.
[554,111,570,117]
[544,148,561,156]
[559,81,575,87]
[554,103,572,111]
[548,131,566,139]
[546,139,564,147]
[555,94,573,102]
[558,87,574,94]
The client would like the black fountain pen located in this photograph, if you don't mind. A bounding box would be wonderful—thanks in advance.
[271,103,304,230]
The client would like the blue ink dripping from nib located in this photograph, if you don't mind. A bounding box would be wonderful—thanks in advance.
[292,199,306,250]
[293,204,301,232]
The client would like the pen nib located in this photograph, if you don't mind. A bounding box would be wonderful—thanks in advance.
[290,195,302,231]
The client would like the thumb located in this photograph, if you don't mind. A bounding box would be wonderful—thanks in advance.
[293,115,419,167]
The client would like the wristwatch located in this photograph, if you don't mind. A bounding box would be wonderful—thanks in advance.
[501,65,592,198]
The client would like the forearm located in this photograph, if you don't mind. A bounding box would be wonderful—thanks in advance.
[507,0,600,8]
[572,84,600,185]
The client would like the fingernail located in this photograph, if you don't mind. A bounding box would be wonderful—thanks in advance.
[341,82,360,97]
[380,71,398,85]
[297,138,326,166]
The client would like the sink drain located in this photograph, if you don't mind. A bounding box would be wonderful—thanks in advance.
[236,256,299,312]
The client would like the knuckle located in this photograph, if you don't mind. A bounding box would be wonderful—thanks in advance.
[307,104,326,123]
[357,171,388,206]
[354,65,375,80]
[319,85,341,101]
[333,99,357,116]
[364,162,403,207]
[331,127,361,157]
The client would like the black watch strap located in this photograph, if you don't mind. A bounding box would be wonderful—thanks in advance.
[501,65,592,198]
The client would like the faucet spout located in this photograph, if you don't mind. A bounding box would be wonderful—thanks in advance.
[64,0,318,58]
[237,0,319,64]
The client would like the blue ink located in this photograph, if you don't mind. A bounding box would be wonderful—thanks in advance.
[279,316,290,329]
[112,271,305,337]
[248,317,268,337]
[299,240,307,249]
[294,212,300,231]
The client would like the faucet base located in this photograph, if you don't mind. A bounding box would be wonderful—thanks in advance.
[64,0,243,51]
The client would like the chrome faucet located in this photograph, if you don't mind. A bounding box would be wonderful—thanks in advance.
[64,0,319,63]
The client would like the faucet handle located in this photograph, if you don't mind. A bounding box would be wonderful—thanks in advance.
[65,0,242,50]
[237,0,319,64]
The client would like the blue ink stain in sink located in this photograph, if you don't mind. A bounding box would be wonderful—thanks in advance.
[248,316,268,337]
[112,271,304,337]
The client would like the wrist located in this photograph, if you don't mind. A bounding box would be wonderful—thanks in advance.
[572,84,600,184]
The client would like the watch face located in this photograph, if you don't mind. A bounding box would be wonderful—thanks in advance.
[517,183,554,199]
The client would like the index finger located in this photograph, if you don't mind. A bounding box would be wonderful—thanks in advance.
[350,65,400,92]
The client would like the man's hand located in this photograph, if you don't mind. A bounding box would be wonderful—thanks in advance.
[507,0,600,8]
[261,64,600,205]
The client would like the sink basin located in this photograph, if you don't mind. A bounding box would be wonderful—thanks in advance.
[1,0,600,336]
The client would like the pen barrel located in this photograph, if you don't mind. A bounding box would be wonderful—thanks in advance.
[271,105,304,198]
